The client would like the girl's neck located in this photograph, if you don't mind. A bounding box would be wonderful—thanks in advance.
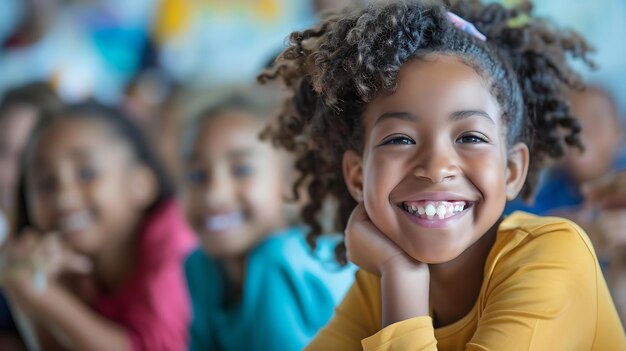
[218,255,248,307]
[92,224,140,294]
[428,219,500,328]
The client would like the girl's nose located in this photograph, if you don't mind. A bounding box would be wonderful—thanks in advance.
[411,140,459,183]
[53,177,81,210]
[204,169,235,207]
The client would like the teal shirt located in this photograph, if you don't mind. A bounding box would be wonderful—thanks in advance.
[185,227,356,351]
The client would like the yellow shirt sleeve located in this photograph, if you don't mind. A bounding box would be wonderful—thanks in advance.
[307,215,626,350]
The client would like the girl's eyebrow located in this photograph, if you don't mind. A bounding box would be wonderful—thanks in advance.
[185,148,257,163]
[450,110,495,125]
[374,110,494,126]
[227,148,256,159]
[374,112,416,126]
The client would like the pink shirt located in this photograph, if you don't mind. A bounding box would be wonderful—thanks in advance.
[94,200,196,351]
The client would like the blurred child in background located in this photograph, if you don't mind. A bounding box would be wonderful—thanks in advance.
[506,86,625,216]
[1,102,195,350]
[563,86,626,325]
[0,82,61,350]
[181,87,356,351]
[505,85,626,323]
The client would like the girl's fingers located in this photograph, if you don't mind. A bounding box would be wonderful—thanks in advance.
[63,253,93,274]
[38,233,92,275]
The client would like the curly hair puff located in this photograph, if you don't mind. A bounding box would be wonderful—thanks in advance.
[259,0,594,264]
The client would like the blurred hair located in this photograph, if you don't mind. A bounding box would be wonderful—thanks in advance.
[181,85,283,160]
[0,82,62,121]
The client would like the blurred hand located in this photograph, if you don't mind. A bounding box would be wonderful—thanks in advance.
[345,203,423,276]
[596,209,626,248]
[582,171,626,209]
[0,229,92,293]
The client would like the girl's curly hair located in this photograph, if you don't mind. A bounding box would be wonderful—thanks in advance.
[259,0,593,264]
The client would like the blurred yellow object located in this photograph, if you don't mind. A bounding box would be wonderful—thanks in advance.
[153,0,193,44]
[257,0,280,21]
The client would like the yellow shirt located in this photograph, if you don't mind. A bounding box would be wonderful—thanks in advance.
[306,212,626,350]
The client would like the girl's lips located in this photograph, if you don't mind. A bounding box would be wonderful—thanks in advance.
[203,211,244,232]
[397,202,472,228]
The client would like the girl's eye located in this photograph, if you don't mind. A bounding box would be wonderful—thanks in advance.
[382,136,415,145]
[233,164,253,178]
[78,167,97,182]
[186,170,207,185]
[457,134,487,144]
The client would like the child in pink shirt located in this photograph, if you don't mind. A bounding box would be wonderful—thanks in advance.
[1,102,194,350]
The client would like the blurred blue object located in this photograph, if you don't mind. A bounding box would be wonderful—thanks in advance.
[0,0,23,45]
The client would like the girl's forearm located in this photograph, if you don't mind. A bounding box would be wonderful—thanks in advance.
[9,282,131,351]
[380,261,430,327]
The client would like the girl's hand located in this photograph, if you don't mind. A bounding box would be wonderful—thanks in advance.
[596,209,626,248]
[0,229,92,294]
[583,171,626,209]
[345,203,431,326]
[345,203,422,275]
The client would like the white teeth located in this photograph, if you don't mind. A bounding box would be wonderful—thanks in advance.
[436,205,446,219]
[205,212,244,232]
[425,204,437,217]
[403,201,468,220]
[59,212,91,233]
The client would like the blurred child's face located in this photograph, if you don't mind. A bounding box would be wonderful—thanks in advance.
[183,111,286,259]
[564,89,621,183]
[26,117,154,255]
[344,55,527,264]
[0,105,38,211]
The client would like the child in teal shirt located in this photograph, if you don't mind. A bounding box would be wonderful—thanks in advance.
[181,89,355,351]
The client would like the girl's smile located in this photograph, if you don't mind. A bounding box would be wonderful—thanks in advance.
[397,196,474,229]
[202,210,245,233]
[57,210,94,238]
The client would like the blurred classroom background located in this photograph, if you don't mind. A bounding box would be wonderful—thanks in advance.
[0,0,623,111]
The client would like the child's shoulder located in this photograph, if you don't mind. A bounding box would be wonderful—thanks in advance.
[254,226,339,259]
[501,211,585,236]
[255,227,347,269]
[497,211,596,262]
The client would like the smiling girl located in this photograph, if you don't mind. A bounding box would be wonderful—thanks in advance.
[260,0,626,349]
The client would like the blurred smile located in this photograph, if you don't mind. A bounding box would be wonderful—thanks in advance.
[203,211,245,233]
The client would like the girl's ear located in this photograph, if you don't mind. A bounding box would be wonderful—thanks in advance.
[128,165,158,209]
[505,142,530,200]
[342,150,364,202]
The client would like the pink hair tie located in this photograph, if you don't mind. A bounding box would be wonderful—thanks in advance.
[447,12,487,42]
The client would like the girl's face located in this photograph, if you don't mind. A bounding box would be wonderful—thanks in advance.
[564,89,622,183]
[343,55,528,264]
[26,117,155,255]
[182,111,286,259]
